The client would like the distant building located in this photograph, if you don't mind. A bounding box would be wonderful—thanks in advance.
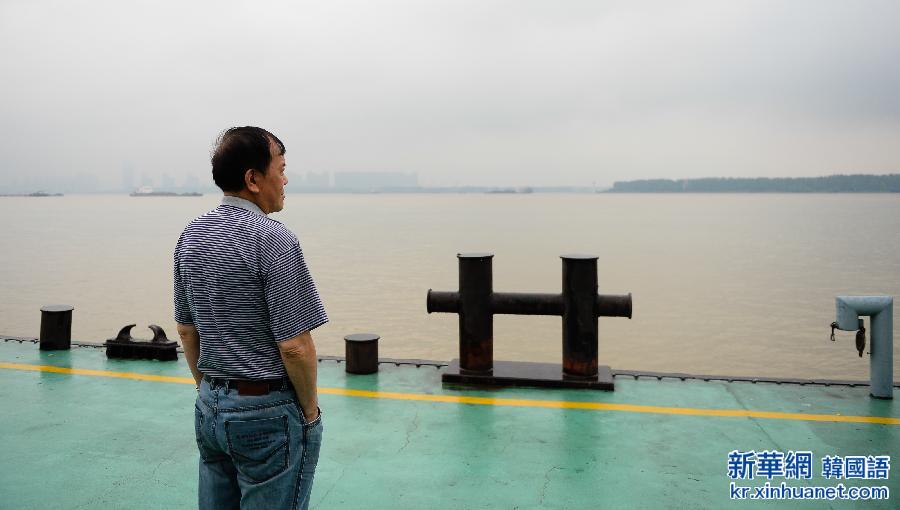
[121,165,135,192]
[333,171,418,190]
[184,175,200,191]
[305,171,331,188]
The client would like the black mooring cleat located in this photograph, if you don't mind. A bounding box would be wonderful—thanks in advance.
[104,324,178,361]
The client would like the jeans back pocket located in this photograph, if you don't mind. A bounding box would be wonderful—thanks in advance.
[225,415,290,483]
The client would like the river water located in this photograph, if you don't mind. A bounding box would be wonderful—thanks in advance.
[1,193,898,380]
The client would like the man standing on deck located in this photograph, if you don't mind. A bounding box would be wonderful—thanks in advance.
[173,126,328,510]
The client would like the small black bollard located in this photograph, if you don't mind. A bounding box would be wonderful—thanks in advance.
[344,333,379,374]
[39,305,74,351]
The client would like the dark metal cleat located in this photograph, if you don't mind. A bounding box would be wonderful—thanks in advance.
[104,324,178,361]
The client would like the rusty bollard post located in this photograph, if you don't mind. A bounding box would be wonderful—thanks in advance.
[458,253,494,374]
[39,304,74,351]
[561,255,599,378]
[345,333,379,374]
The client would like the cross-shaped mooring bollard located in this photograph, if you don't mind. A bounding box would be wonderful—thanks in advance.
[427,253,632,390]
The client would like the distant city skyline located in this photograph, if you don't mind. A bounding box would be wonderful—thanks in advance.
[2,1,899,193]
[3,169,423,194]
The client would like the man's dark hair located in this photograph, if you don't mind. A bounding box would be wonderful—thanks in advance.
[211,127,286,192]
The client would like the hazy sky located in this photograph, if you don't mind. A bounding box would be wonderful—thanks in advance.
[1,0,899,189]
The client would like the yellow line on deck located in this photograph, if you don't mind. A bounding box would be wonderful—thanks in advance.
[1,361,897,425]
[0,362,193,384]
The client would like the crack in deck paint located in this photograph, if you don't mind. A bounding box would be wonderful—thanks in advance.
[2,361,897,425]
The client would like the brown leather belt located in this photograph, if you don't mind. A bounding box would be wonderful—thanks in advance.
[203,375,292,396]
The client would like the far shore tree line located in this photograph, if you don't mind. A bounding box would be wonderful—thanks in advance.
[607,174,900,193]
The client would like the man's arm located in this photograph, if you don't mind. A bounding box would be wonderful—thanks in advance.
[177,323,203,388]
[277,331,319,422]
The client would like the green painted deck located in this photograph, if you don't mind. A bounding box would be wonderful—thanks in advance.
[0,340,897,509]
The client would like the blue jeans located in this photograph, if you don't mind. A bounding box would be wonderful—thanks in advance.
[194,377,323,510]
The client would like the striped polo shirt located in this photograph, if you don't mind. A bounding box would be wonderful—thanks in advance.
[173,195,328,379]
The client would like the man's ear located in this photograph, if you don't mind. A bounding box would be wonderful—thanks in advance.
[244,169,259,193]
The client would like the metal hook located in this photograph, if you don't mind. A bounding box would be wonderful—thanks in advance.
[856,324,866,358]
